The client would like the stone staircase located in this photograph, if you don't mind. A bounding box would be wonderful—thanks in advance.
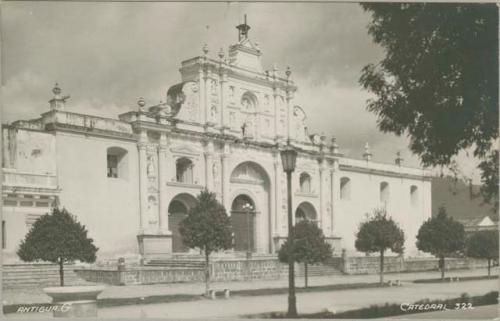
[2,263,93,289]
[145,259,205,269]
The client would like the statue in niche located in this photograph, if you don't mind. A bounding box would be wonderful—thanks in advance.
[147,154,155,179]
[211,104,218,122]
[241,97,251,110]
[211,79,218,95]
[229,86,235,98]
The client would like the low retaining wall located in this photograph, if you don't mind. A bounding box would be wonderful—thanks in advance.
[342,257,488,275]
[75,258,288,286]
[73,256,489,286]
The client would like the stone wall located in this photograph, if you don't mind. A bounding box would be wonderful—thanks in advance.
[210,258,288,281]
[76,256,490,286]
[342,256,488,275]
[74,258,288,286]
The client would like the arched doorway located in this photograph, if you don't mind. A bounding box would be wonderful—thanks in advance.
[230,161,271,253]
[295,202,318,225]
[168,193,197,253]
[231,194,256,253]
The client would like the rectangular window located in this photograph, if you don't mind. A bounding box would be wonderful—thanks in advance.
[2,221,6,249]
[107,155,118,178]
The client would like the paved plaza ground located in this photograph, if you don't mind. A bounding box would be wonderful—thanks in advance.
[3,266,497,306]
[5,278,497,319]
[3,267,498,319]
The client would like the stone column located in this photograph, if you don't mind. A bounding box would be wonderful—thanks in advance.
[137,134,148,233]
[273,157,282,234]
[330,159,339,236]
[286,90,294,139]
[220,71,227,128]
[319,160,328,230]
[158,133,169,233]
[205,141,215,191]
[204,70,211,125]
[199,66,206,124]
[273,89,279,138]
[221,145,231,213]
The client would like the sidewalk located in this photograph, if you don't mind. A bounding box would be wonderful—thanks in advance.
[3,266,497,307]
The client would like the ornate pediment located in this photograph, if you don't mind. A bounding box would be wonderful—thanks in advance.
[167,81,200,123]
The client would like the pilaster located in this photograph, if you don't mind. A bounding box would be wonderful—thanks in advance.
[221,144,231,213]
[203,68,211,125]
[319,159,328,230]
[137,132,148,234]
[199,66,206,125]
[220,69,228,129]
[158,133,170,234]
[204,141,215,191]
[273,88,279,139]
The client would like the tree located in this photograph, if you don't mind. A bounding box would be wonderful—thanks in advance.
[466,230,499,277]
[179,190,232,296]
[355,209,405,285]
[416,207,466,280]
[17,207,98,286]
[278,220,333,288]
[478,150,499,213]
[359,3,498,207]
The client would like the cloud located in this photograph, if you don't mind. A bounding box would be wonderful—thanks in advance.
[1,2,483,183]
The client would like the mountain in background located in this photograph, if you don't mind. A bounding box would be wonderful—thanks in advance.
[432,176,497,222]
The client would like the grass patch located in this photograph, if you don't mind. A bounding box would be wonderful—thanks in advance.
[246,291,499,319]
[414,274,499,283]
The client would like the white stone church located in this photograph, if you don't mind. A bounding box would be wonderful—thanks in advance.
[2,20,432,263]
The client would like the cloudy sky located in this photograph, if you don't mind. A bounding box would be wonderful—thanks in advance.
[1,2,482,182]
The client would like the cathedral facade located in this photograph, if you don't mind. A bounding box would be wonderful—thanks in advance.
[2,22,432,263]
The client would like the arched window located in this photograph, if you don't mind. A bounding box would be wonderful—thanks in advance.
[176,157,194,184]
[299,172,312,193]
[410,185,419,207]
[380,182,390,203]
[241,92,258,111]
[107,147,128,179]
[295,202,318,225]
[340,177,351,200]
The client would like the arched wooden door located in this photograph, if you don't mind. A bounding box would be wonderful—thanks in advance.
[231,194,256,253]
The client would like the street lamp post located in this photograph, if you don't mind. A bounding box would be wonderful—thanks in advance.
[280,143,298,317]
[242,202,254,280]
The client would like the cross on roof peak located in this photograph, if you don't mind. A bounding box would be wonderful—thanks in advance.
[236,14,251,41]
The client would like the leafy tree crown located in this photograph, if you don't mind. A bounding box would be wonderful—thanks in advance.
[355,208,405,254]
[360,3,498,166]
[17,207,98,264]
[278,220,333,264]
[466,230,499,260]
[416,207,466,257]
[179,190,233,255]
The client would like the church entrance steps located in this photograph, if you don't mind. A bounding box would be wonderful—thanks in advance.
[2,264,94,289]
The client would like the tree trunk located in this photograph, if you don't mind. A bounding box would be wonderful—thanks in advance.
[488,258,491,277]
[59,258,64,287]
[440,256,445,280]
[304,263,308,288]
[379,250,384,285]
[204,249,210,297]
